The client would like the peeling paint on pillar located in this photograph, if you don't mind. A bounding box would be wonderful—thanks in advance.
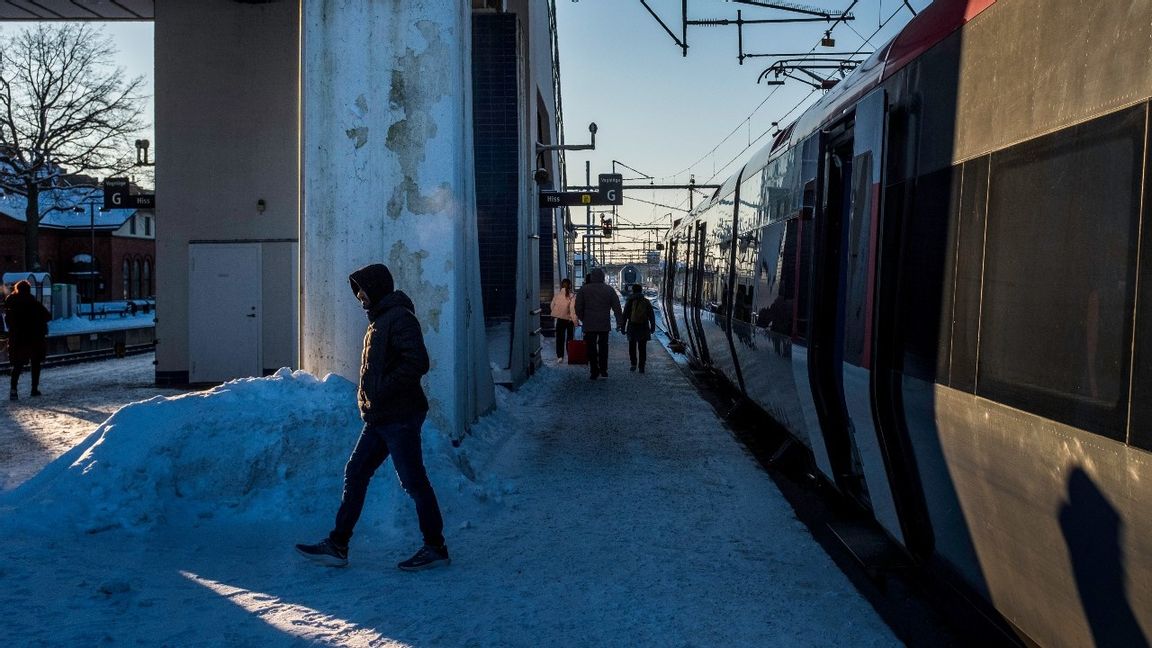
[387,240,449,334]
[301,2,494,439]
[387,240,452,434]
[385,22,454,220]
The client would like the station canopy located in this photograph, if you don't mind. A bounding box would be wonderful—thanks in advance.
[0,0,153,20]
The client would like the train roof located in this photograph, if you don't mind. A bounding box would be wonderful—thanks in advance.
[671,0,999,239]
[783,0,996,148]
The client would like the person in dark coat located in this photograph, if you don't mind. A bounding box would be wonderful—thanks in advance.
[5,280,51,400]
[574,267,623,380]
[296,264,449,571]
[621,284,657,373]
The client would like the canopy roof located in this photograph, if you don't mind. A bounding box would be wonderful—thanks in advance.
[0,0,153,20]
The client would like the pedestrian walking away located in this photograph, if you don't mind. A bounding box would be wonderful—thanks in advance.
[549,277,579,363]
[574,267,623,380]
[4,280,51,400]
[296,263,450,571]
[621,284,657,373]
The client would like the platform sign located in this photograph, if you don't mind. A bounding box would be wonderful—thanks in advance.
[103,177,130,209]
[539,191,601,208]
[130,194,156,209]
[539,173,625,208]
[598,173,623,205]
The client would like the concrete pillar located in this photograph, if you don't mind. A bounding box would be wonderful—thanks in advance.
[301,1,494,438]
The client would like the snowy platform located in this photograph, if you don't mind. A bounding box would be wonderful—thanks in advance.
[0,345,897,646]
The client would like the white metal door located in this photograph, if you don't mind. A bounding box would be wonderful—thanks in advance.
[189,243,261,382]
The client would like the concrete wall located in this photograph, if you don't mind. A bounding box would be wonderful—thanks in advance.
[300,1,493,438]
[154,0,299,382]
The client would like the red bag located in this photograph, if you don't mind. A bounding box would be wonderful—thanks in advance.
[566,339,588,365]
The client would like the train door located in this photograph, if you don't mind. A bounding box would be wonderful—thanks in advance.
[807,123,873,507]
[664,237,682,341]
[691,220,712,364]
[843,89,913,547]
[791,136,835,481]
[681,227,701,359]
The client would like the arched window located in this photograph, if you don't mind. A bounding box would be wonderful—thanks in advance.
[131,257,141,300]
[143,258,152,297]
[122,258,131,299]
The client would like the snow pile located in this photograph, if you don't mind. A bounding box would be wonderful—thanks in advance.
[1,368,506,536]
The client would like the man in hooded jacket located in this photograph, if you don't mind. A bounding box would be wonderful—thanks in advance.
[574,267,623,380]
[5,279,51,400]
[296,264,449,571]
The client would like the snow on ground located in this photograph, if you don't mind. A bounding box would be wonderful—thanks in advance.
[0,354,183,490]
[0,345,899,647]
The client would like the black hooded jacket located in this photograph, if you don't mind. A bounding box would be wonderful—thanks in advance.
[349,264,430,424]
[4,290,51,360]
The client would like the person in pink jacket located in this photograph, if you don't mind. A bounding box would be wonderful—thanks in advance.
[549,278,579,363]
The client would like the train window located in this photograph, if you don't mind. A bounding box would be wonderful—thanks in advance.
[751,220,792,333]
[948,156,989,392]
[979,106,1144,440]
[899,165,959,382]
[793,137,819,219]
[843,152,873,367]
[1128,106,1152,451]
[733,226,758,325]
[764,154,795,224]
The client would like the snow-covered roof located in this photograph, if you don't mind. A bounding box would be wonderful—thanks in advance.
[0,187,137,230]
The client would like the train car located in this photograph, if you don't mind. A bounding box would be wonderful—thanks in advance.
[619,264,642,289]
[662,1,1152,645]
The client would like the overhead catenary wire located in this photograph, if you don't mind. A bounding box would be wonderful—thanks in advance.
[698,0,910,187]
[663,0,916,192]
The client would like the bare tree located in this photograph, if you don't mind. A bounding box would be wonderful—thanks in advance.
[0,23,145,270]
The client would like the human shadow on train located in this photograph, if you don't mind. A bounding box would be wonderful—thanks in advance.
[1058,467,1149,648]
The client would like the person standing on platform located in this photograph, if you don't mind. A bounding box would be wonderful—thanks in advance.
[5,280,51,400]
[574,267,623,380]
[549,277,579,363]
[621,284,657,373]
[296,263,449,571]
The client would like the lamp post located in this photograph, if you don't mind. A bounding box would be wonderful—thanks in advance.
[71,202,100,320]
[89,202,96,320]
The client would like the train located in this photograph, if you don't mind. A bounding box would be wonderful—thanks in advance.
[661,1,1152,645]
[619,264,642,289]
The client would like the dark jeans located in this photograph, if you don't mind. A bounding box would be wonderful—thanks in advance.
[585,330,610,376]
[329,412,444,548]
[555,319,575,358]
[9,352,42,393]
[628,338,648,370]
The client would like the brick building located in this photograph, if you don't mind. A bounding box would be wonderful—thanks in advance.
[0,188,155,302]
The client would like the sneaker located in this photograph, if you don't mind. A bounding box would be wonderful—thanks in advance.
[589,372,598,380]
[295,538,348,567]
[8,390,16,401]
[639,366,645,374]
[629,365,636,372]
[30,389,41,397]
[600,370,608,378]
[398,544,451,571]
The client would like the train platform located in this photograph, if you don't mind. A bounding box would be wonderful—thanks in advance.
[0,345,907,646]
